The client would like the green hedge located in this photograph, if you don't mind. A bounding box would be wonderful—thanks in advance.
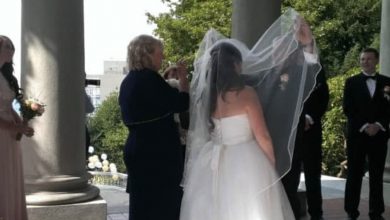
[322,67,360,176]
[88,91,127,173]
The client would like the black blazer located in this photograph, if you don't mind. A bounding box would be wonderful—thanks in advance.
[343,72,390,139]
[297,69,329,139]
[118,68,189,193]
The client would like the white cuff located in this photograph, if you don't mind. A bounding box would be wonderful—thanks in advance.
[305,114,314,125]
[303,51,318,64]
[166,79,180,89]
[375,122,386,131]
[359,123,369,133]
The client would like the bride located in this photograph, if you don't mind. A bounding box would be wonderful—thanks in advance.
[180,9,321,220]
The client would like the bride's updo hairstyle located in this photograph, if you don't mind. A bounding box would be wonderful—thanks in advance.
[127,34,163,71]
[208,42,245,128]
[0,35,22,101]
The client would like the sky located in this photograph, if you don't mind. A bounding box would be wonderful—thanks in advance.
[0,0,170,78]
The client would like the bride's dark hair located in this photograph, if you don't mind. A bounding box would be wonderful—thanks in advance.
[0,36,23,101]
[208,42,245,129]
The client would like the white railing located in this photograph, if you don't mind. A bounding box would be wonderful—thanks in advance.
[89,171,128,188]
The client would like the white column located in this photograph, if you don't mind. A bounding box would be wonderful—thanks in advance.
[381,0,390,78]
[232,0,281,48]
[380,0,390,206]
[21,0,99,205]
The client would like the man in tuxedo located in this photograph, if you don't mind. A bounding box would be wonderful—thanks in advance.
[343,48,390,220]
[282,68,329,220]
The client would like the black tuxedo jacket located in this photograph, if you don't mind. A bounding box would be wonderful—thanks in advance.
[297,69,329,140]
[343,72,390,139]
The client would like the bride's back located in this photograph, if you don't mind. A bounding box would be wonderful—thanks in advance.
[212,86,256,119]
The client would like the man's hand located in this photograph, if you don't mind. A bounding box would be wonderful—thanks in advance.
[364,123,381,136]
[304,118,312,131]
[176,60,189,92]
[295,16,313,53]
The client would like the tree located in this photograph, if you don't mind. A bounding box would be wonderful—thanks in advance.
[283,0,381,76]
[146,0,232,73]
[148,0,381,76]
[88,91,127,173]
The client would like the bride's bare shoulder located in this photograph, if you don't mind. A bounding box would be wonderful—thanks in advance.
[239,86,258,99]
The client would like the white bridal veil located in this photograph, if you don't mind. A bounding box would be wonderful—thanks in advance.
[182,8,321,192]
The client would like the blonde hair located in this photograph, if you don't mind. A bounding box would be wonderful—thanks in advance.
[127,35,163,71]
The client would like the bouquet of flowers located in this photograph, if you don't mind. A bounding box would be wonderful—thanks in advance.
[16,97,45,140]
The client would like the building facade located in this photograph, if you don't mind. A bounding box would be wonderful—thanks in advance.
[86,60,128,111]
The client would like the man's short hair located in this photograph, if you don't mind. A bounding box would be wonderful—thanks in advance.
[361,48,379,59]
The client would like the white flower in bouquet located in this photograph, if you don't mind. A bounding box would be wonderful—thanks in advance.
[88,162,95,169]
[102,165,109,172]
[102,160,109,166]
[112,174,119,181]
[88,146,95,154]
[16,96,46,140]
[20,97,46,119]
[101,153,107,161]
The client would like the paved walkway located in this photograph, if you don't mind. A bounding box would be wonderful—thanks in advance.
[299,175,390,220]
[98,186,128,220]
[100,175,390,220]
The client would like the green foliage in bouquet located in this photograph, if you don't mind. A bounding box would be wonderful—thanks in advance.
[19,98,45,121]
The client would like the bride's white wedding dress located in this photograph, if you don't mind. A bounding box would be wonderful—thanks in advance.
[180,114,294,220]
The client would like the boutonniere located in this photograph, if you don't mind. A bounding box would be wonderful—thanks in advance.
[279,73,289,91]
[383,85,390,101]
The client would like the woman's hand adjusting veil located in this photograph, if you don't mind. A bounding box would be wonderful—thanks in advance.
[177,60,189,92]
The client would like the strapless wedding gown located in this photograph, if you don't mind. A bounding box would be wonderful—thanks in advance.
[180,114,294,220]
[0,73,28,220]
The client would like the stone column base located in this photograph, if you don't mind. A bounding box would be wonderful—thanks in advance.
[27,196,107,220]
[384,181,390,206]
[26,185,100,205]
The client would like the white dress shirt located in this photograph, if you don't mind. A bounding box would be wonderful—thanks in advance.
[359,72,386,133]
[363,72,376,97]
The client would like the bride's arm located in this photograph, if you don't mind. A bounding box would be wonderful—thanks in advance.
[242,87,275,166]
[11,109,22,124]
[9,110,34,137]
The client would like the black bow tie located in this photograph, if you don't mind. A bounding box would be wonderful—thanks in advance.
[363,74,377,80]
